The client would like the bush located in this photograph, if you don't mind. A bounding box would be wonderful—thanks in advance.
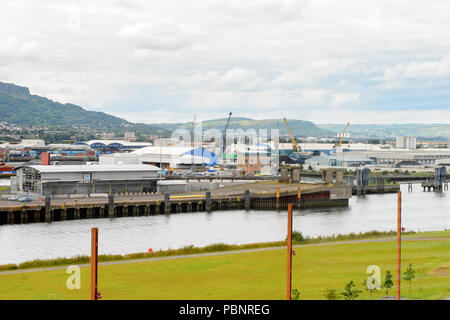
[286,231,305,242]
[292,231,305,242]
[0,264,18,272]
[323,288,339,300]
[291,289,301,300]
[203,243,231,252]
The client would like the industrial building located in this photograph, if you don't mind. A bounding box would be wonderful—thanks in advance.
[131,146,219,166]
[350,149,450,166]
[396,136,417,150]
[12,164,161,198]
[305,153,375,168]
[79,140,152,152]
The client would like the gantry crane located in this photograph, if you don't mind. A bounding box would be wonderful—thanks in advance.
[283,117,300,152]
[223,112,232,153]
[338,122,350,148]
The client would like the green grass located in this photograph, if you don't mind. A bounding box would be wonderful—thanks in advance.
[0,231,448,300]
[0,230,415,272]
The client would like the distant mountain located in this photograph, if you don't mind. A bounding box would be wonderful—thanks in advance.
[318,123,450,139]
[0,82,342,139]
[0,81,128,129]
[0,82,172,137]
[174,117,331,137]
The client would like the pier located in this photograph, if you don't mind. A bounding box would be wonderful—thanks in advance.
[421,166,448,192]
[0,183,351,225]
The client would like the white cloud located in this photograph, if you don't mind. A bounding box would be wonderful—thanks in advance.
[330,92,360,108]
[0,37,17,56]
[182,68,265,91]
[383,53,450,81]
[18,41,44,60]
[118,20,203,51]
[1,0,450,123]
[66,3,82,31]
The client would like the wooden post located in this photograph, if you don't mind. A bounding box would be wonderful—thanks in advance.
[108,194,115,218]
[164,193,171,214]
[44,196,51,222]
[396,191,402,300]
[276,187,280,211]
[244,190,250,211]
[287,203,293,300]
[206,191,212,212]
[91,227,99,300]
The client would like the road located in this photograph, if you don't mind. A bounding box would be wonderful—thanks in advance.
[1,236,448,275]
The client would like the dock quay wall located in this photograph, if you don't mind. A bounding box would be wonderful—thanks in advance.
[0,188,348,225]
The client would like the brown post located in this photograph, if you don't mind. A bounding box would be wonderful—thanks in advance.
[91,227,99,300]
[276,187,280,211]
[396,191,402,300]
[287,203,293,300]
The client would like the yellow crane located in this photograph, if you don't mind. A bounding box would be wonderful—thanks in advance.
[283,117,300,152]
[338,122,350,148]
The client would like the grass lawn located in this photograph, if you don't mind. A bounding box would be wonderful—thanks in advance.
[0,232,449,300]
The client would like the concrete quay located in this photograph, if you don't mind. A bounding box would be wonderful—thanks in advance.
[0,183,350,225]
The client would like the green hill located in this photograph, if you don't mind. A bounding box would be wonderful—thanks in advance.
[0,82,328,137]
[0,82,128,129]
[318,123,450,139]
[156,117,330,137]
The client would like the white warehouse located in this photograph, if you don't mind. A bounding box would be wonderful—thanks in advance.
[13,164,161,198]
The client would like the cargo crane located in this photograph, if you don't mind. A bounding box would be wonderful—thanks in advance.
[331,121,350,154]
[338,122,350,148]
[283,118,300,152]
[223,112,232,153]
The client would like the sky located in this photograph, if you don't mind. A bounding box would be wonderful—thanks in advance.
[1,0,450,124]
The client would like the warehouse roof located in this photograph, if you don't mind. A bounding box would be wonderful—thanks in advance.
[19,164,161,173]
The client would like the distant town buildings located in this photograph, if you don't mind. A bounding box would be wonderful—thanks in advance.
[124,131,137,141]
[396,136,417,150]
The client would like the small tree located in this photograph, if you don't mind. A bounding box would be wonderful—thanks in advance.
[416,264,427,292]
[403,263,416,294]
[382,270,394,296]
[323,288,339,300]
[340,280,362,300]
[363,277,379,300]
[291,289,300,300]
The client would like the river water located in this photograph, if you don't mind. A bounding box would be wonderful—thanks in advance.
[0,184,448,265]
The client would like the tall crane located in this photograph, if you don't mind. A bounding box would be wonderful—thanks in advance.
[283,117,300,152]
[338,122,350,148]
[223,112,232,153]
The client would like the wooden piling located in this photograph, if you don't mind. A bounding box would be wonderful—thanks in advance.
[276,187,280,211]
[164,193,171,214]
[108,194,115,218]
[44,197,51,222]
[245,190,250,211]
[206,191,212,213]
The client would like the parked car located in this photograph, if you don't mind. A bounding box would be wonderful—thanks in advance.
[17,197,32,202]
[7,195,19,201]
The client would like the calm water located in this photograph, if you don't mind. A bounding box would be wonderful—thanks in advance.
[0,184,448,264]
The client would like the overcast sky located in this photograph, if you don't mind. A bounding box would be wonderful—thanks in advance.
[1,0,450,124]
